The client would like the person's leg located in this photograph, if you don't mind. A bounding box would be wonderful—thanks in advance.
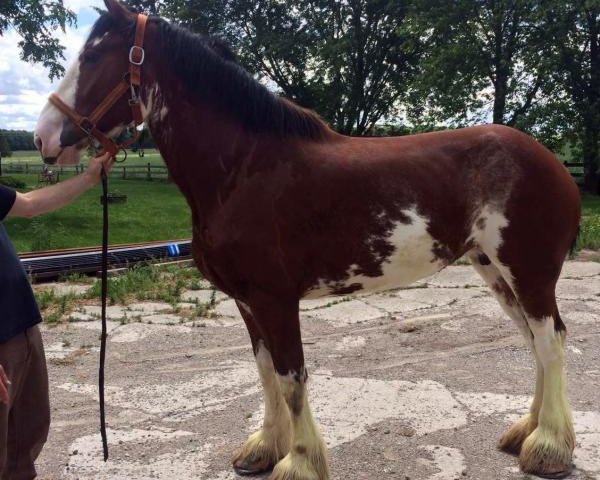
[6,326,50,480]
[0,333,28,479]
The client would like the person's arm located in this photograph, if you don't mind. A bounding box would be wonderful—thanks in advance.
[8,153,114,218]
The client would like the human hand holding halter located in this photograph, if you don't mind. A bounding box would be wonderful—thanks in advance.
[85,152,115,185]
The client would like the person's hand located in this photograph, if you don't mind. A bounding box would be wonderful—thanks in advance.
[85,152,115,185]
[0,365,10,404]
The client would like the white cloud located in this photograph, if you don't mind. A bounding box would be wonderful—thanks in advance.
[0,0,103,131]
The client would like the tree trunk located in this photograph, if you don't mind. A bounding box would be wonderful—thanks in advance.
[582,127,600,193]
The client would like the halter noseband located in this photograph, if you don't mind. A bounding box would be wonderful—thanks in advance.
[49,14,148,158]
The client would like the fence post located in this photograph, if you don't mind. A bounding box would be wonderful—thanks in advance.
[123,166,126,179]
[25,163,29,174]
[147,162,151,181]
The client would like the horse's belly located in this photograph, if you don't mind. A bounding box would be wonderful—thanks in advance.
[303,209,450,299]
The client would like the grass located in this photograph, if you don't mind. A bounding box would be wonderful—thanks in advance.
[34,262,217,324]
[5,149,166,167]
[3,174,191,252]
[579,195,600,250]
[85,262,203,305]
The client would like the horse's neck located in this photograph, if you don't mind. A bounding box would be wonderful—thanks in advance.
[142,83,260,221]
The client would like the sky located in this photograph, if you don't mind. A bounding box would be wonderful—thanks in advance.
[0,0,104,131]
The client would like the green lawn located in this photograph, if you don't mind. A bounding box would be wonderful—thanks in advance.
[579,194,600,251]
[4,149,165,167]
[3,174,191,252]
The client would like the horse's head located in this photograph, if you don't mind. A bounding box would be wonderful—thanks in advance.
[34,0,143,165]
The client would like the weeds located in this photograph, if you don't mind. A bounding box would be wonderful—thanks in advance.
[34,263,218,324]
[35,289,79,324]
[579,215,600,250]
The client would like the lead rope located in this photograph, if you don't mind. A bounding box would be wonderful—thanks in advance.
[100,167,109,461]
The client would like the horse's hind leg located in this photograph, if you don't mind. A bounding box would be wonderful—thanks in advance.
[469,244,575,477]
[519,305,574,477]
[232,300,292,474]
[467,250,542,454]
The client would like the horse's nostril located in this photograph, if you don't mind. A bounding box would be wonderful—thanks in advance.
[34,134,43,152]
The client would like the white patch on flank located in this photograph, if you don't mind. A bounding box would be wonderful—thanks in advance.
[421,445,466,480]
[304,208,446,299]
[468,205,515,285]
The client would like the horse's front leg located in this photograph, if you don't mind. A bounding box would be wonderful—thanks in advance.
[233,300,292,474]
[250,298,329,480]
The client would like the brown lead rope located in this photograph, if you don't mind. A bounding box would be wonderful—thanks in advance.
[46,13,148,461]
[100,167,109,461]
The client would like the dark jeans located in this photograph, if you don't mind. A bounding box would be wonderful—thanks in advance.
[0,326,50,480]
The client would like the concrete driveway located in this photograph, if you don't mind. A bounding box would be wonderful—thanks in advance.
[35,262,600,479]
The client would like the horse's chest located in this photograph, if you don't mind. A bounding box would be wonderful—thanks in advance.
[304,209,447,299]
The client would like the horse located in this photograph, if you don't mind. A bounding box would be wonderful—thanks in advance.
[33,1,581,478]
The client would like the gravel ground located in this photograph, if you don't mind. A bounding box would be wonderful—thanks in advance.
[33,262,600,480]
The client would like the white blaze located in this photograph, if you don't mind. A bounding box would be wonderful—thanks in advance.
[34,56,81,158]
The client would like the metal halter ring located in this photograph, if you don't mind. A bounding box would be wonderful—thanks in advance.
[129,46,145,66]
[115,148,128,163]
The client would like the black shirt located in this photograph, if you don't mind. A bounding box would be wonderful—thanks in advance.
[0,184,41,343]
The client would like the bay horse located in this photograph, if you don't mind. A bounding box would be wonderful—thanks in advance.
[34,1,581,478]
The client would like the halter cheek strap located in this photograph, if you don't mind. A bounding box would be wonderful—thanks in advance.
[48,13,148,158]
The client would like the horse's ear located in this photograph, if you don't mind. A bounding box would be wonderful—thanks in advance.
[104,0,135,26]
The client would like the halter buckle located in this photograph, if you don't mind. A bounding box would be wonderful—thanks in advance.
[129,46,145,66]
[79,118,94,135]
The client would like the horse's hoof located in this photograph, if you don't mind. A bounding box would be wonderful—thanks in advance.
[233,455,274,476]
[529,465,573,479]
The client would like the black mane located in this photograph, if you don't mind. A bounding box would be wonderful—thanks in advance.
[152,18,329,140]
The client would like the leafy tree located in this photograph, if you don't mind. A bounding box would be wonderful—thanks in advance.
[0,0,76,79]
[123,0,164,14]
[161,0,422,135]
[0,130,35,151]
[0,133,11,177]
[538,0,600,192]
[0,134,11,158]
[407,0,552,128]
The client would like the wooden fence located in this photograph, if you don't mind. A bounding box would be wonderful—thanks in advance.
[563,161,584,184]
[2,162,169,181]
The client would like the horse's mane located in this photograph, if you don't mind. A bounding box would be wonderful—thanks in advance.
[148,17,329,141]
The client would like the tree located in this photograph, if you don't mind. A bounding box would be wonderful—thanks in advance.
[538,0,600,192]
[0,133,11,177]
[161,0,422,135]
[0,134,11,158]
[0,0,76,79]
[407,0,552,128]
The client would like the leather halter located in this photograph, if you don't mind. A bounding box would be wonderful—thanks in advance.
[49,14,148,158]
